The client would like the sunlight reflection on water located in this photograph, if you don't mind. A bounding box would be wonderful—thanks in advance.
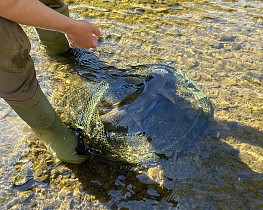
[0,0,262,209]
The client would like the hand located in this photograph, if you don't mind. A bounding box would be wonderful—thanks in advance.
[64,20,102,49]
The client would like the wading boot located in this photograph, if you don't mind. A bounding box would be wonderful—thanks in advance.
[35,3,70,54]
[9,90,88,164]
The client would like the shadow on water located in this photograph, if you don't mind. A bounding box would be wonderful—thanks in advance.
[13,118,262,209]
[64,159,175,209]
[64,120,263,210]
[10,49,262,209]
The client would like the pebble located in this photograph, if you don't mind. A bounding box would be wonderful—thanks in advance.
[19,191,33,202]
[214,60,226,69]
[219,34,236,42]
[29,200,37,207]
[134,8,145,15]
[211,43,224,49]
[169,5,184,10]
[232,43,242,50]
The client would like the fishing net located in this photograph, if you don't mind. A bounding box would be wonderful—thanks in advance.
[61,64,213,165]
[62,81,155,164]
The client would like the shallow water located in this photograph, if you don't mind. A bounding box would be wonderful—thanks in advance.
[0,0,262,209]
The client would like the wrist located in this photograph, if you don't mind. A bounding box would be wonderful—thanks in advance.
[60,18,77,34]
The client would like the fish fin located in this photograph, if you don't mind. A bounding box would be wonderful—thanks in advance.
[100,108,126,123]
[160,91,176,104]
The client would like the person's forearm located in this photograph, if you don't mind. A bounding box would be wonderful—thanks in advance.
[0,0,102,49]
[0,0,74,33]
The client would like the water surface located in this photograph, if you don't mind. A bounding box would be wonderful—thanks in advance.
[0,0,262,209]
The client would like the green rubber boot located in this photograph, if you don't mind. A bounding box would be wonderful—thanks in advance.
[9,90,88,164]
[35,3,70,54]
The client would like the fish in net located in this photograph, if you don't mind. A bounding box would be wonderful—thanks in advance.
[62,81,155,164]
[62,64,213,165]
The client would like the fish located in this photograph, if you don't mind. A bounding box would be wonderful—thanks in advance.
[99,64,212,163]
[100,68,176,128]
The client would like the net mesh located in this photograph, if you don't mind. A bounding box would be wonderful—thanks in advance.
[62,81,155,164]
[62,81,109,147]
[61,64,213,164]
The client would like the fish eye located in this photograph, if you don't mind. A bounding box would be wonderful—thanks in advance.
[146,75,154,82]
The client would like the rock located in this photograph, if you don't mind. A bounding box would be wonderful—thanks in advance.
[219,34,236,42]
[211,43,224,49]
[232,43,242,50]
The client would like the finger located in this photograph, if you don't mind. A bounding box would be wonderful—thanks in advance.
[92,35,98,43]
[84,35,98,49]
[91,36,98,48]
[92,25,102,37]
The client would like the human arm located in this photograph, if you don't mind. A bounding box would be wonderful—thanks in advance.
[0,0,102,49]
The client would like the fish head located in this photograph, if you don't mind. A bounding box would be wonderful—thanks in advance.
[145,69,170,92]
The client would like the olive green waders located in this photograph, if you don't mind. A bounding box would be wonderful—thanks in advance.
[37,0,70,54]
[0,11,87,163]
